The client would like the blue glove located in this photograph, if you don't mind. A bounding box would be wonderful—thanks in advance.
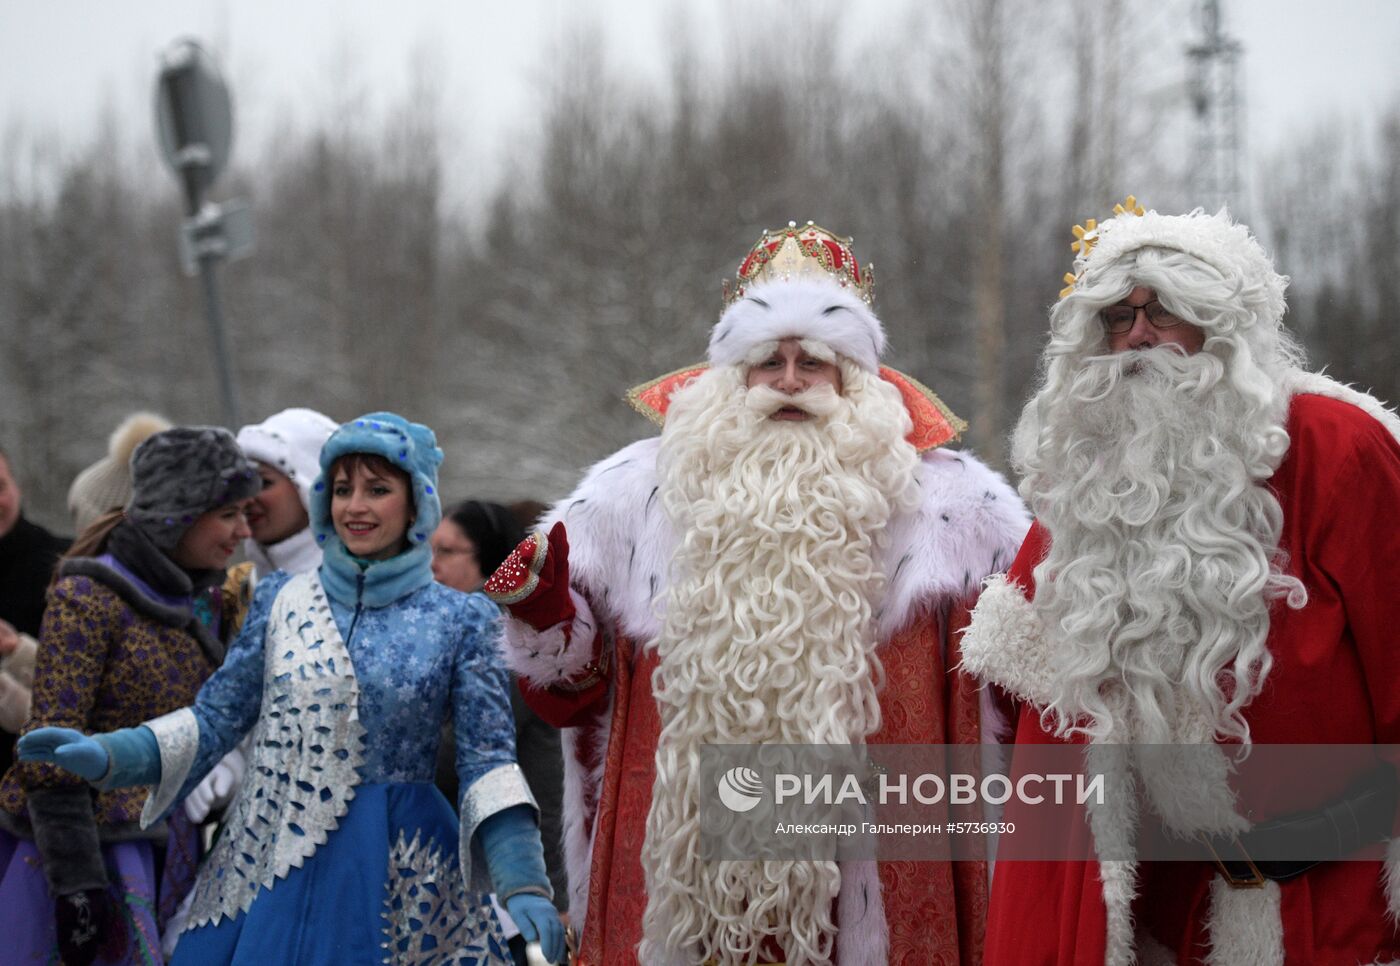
[19,727,109,781]
[477,805,564,964]
[505,893,566,965]
[19,726,161,787]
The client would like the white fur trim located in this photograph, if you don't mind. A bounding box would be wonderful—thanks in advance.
[1084,742,1140,966]
[544,438,673,644]
[544,435,1025,954]
[877,449,1029,641]
[1202,877,1283,966]
[1283,371,1400,445]
[551,439,1029,651]
[498,590,598,686]
[1385,836,1400,926]
[962,370,1400,964]
[966,373,1400,712]
[835,859,888,965]
[1134,743,1248,839]
[959,574,1053,707]
[1073,207,1287,327]
[708,277,885,372]
[558,713,611,924]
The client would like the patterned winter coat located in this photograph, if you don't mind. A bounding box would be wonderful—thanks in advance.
[0,556,242,850]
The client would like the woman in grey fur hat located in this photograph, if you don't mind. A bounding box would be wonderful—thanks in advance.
[0,426,260,966]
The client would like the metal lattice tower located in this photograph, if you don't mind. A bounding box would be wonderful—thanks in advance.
[1186,0,1244,209]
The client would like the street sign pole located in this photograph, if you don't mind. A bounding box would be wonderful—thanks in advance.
[196,238,239,430]
[155,39,252,428]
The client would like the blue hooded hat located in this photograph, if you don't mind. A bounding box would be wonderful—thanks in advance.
[310,412,444,608]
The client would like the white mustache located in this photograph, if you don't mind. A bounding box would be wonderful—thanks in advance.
[743,383,842,417]
[1075,347,1225,397]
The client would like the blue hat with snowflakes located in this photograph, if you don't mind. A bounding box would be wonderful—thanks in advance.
[310,411,445,552]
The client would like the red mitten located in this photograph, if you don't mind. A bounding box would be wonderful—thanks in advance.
[484,522,576,632]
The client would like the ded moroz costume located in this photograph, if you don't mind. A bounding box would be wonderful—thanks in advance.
[961,199,1400,964]
[487,223,1030,965]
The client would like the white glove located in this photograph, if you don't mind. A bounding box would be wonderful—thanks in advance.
[183,747,247,822]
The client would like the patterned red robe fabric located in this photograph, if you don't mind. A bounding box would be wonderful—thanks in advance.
[524,603,990,965]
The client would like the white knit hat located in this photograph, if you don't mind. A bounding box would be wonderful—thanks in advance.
[68,412,173,533]
[235,407,338,513]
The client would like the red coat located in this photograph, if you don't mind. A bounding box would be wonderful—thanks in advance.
[500,437,1031,965]
[964,388,1400,965]
[524,610,991,966]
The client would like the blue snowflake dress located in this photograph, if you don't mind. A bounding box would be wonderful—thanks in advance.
[137,565,532,966]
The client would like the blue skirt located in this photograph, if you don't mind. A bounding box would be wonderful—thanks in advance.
[171,782,509,966]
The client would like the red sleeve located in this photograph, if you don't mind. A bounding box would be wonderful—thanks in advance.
[983,520,1051,738]
[1006,519,1050,598]
[1313,414,1400,742]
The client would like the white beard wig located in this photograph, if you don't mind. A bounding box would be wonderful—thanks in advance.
[1014,246,1308,747]
[639,344,920,966]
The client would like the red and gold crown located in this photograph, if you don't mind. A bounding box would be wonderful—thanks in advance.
[722,221,875,308]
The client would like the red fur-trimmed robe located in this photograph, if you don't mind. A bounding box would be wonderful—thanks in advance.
[501,438,1029,965]
[961,375,1400,966]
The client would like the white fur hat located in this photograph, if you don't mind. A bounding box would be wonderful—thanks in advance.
[235,407,338,513]
[1065,202,1288,327]
[709,277,886,372]
[708,222,886,372]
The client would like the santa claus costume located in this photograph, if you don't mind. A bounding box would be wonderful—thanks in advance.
[961,199,1400,965]
[487,223,1030,965]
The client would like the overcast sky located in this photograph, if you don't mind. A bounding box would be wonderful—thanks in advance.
[2,0,1398,207]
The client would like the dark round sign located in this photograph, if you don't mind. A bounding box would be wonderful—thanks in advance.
[154,38,233,189]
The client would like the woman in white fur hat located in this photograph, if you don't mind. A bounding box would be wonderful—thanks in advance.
[234,407,338,582]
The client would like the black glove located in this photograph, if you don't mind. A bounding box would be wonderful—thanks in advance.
[54,887,123,966]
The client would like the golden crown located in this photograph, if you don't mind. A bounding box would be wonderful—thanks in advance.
[722,221,875,308]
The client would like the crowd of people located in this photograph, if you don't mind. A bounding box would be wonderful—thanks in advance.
[0,199,1396,966]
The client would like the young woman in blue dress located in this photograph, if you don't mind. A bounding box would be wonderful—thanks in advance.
[22,412,566,965]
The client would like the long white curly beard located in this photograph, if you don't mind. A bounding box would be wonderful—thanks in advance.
[1013,348,1305,746]
[639,358,919,966]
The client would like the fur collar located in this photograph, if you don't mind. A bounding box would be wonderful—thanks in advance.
[543,438,1028,645]
[1283,370,1400,441]
[58,555,224,665]
[318,538,434,610]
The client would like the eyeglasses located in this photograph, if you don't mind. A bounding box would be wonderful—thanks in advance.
[1099,300,1184,334]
